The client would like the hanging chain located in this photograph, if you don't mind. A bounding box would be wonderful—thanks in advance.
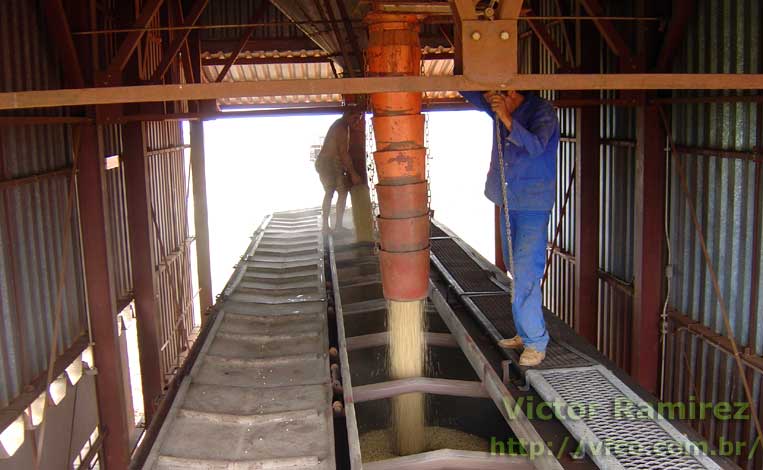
[496,115,515,300]
[366,117,380,237]
[425,112,432,210]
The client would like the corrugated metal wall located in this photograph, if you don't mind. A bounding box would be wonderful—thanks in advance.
[0,0,88,409]
[662,0,762,467]
[597,41,636,371]
[137,9,197,383]
[534,0,578,329]
[103,124,134,309]
[144,120,195,381]
[0,0,197,449]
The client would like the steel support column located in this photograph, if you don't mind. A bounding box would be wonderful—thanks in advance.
[632,100,665,393]
[631,0,668,394]
[123,121,165,421]
[573,19,600,345]
[190,120,214,319]
[77,124,131,469]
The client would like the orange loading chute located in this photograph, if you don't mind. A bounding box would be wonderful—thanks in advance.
[366,12,429,302]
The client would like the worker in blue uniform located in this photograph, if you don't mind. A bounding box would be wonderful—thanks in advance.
[460,90,559,367]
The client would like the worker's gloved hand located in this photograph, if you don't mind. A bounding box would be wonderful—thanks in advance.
[350,172,362,186]
[484,91,514,130]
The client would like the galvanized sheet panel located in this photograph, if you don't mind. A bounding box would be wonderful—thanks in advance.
[202,0,305,41]
[663,324,763,469]
[0,0,88,408]
[599,124,635,280]
[144,120,197,382]
[668,0,761,350]
[529,1,578,326]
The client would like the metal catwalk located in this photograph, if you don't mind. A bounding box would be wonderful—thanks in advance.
[138,210,731,470]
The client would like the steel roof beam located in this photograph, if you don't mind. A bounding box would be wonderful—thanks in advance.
[2,73,763,111]
[213,3,271,83]
[577,0,635,64]
[654,0,694,72]
[149,0,209,83]
[43,0,85,88]
[525,13,572,71]
[103,0,165,84]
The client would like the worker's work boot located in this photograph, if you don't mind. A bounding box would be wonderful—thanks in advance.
[519,347,545,367]
[498,335,523,349]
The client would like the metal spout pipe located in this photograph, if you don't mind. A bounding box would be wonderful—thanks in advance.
[366,12,428,302]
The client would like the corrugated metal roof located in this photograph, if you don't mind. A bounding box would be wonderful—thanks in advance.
[201,47,459,107]
[202,54,343,107]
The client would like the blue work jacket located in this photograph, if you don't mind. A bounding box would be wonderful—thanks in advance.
[461,91,559,211]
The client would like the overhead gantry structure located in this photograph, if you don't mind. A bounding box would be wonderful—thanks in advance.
[1,1,762,469]
[1,1,762,114]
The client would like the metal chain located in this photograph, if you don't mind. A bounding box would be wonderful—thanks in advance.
[496,115,515,300]
[425,112,432,209]
[366,117,380,237]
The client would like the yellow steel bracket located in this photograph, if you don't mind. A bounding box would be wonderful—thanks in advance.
[451,0,524,83]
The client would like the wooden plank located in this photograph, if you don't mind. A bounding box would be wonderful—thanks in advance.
[1,74,763,111]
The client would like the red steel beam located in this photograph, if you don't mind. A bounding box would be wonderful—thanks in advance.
[578,0,634,65]
[654,0,694,72]
[77,124,131,469]
[214,3,270,83]
[43,0,85,88]
[103,0,165,84]
[334,0,365,74]
[123,121,165,421]
[632,98,666,393]
[572,20,600,346]
[525,13,572,71]
[190,121,213,321]
[149,0,209,83]
[631,0,668,393]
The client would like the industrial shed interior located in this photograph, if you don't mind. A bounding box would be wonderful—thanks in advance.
[0,0,761,469]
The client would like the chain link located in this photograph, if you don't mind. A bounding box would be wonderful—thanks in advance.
[366,117,380,238]
[496,116,515,300]
[425,112,432,210]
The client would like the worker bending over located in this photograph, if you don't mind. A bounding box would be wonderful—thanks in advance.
[460,90,559,367]
[315,108,364,232]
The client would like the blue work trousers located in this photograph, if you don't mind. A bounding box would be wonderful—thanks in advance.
[498,208,551,352]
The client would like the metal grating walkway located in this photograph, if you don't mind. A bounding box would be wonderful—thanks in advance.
[527,366,722,470]
[143,210,335,470]
[430,218,723,469]
[430,238,503,293]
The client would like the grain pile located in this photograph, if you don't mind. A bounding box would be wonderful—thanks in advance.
[387,299,426,455]
[360,427,490,462]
